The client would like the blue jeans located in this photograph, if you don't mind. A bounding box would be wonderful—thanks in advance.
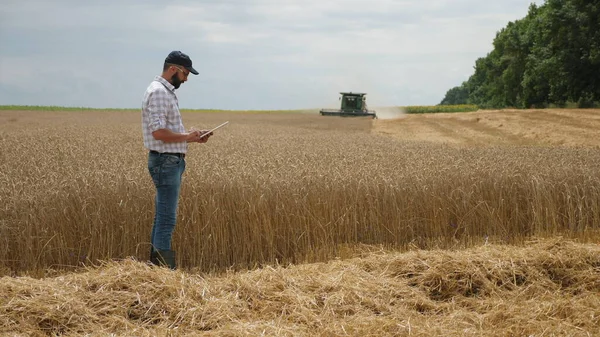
[148,152,186,251]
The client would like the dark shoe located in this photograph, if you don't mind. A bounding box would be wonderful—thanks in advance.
[150,250,159,265]
[151,250,176,270]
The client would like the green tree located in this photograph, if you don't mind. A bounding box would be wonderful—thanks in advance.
[440,82,469,105]
[443,1,600,109]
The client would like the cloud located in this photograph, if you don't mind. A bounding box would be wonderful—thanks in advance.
[0,0,540,109]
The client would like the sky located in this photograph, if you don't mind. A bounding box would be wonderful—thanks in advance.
[0,0,540,110]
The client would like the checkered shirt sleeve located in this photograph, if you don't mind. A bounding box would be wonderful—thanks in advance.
[141,76,188,153]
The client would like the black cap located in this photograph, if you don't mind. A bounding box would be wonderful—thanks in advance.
[165,51,199,75]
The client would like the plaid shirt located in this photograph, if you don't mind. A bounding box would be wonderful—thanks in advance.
[141,76,187,153]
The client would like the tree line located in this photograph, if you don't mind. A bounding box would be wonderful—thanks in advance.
[441,0,599,108]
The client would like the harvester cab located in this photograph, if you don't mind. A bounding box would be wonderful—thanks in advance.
[320,92,377,119]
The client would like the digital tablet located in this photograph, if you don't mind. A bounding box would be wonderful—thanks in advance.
[199,121,229,138]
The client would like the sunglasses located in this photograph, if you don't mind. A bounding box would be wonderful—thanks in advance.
[172,65,190,77]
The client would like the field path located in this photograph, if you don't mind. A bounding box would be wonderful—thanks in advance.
[374,109,600,147]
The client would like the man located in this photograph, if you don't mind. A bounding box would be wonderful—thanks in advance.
[141,50,211,269]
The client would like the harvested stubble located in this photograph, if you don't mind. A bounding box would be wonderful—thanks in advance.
[1,110,600,276]
[1,238,599,336]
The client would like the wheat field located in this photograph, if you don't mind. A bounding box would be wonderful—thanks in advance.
[2,109,599,274]
[1,108,599,336]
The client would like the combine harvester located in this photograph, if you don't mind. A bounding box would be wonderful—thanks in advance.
[320,92,377,119]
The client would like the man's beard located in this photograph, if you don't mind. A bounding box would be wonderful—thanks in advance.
[171,74,183,89]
